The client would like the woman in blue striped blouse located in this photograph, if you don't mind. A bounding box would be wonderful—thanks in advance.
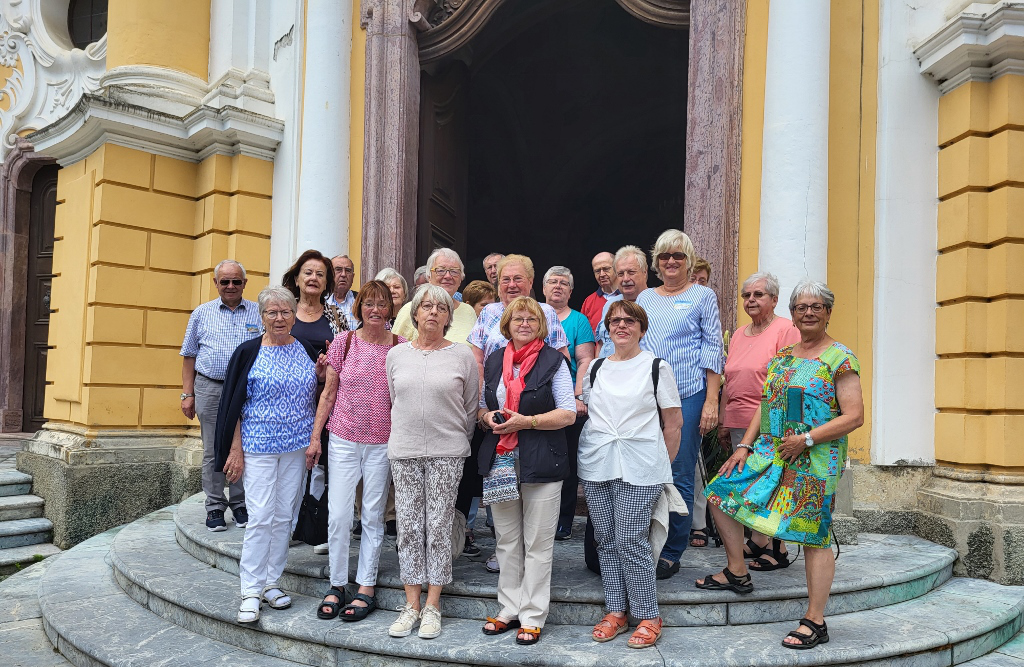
[636,229,724,580]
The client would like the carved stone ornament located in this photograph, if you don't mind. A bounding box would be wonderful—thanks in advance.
[0,0,106,163]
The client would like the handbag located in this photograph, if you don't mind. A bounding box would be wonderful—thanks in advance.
[292,467,329,546]
[481,453,520,506]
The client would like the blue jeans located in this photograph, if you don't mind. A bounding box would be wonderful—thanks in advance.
[659,387,706,564]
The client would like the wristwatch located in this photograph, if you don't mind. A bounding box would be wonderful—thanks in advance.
[180,392,194,400]
[531,416,539,429]
[804,432,815,448]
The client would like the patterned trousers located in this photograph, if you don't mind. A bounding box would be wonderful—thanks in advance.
[582,479,662,620]
[390,456,464,586]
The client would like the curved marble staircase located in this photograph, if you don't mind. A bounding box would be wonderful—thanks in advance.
[4,492,1024,666]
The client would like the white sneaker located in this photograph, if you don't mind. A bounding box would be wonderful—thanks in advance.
[313,543,329,555]
[418,604,441,639]
[389,604,420,637]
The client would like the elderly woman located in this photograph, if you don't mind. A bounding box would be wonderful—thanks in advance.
[393,249,476,345]
[636,230,724,580]
[307,280,404,623]
[283,250,343,355]
[477,297,577,645]
[375,267,409,315]
[702,280,864,650]
[541,266,595,540]
[714,272,801,564]
[385,284,479,639]
[581,300,683,648]
[462,280,497,318]
[215,286,326,623]
[689,257,711,287]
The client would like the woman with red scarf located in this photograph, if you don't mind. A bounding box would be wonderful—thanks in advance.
[477,297,577,645]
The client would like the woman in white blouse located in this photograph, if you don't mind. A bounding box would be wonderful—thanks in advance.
[578,299,683,649]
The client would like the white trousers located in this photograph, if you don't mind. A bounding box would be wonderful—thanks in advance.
[327,434,392,587]
[238,448,306,597]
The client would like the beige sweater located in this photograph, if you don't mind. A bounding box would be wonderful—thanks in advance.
[386,342,480,459]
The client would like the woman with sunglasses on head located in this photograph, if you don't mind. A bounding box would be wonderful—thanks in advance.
[635,230,724,581]
[579,300,683,649]
[701,280,863,650]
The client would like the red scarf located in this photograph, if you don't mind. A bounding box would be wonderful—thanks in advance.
[496,338,544,455]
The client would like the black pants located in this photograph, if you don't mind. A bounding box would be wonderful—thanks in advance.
[557,416,585,532]
[455,426,486,519]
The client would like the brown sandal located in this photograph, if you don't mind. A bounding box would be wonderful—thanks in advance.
[592,613,628,642]
[481,616,520,635]
[627,618,662,649]
[516,626,542,645]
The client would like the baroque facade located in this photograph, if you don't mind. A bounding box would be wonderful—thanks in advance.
[0,0,1021,583]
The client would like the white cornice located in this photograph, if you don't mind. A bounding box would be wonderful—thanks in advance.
[916,1,1024,94]
[26,91,284,166]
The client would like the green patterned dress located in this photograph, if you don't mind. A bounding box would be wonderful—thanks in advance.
[705,342,860,547]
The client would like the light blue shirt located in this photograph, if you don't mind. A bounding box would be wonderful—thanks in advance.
[594,294,625,359]
[180,298,262,380]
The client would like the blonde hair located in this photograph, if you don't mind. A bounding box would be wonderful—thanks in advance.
[499,297,548,341]
[496,254,535,282]
[650,229,696,281]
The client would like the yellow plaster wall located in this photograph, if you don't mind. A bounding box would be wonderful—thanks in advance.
[45,144,272,430]
[105,0,211,81]
[349,1,366,285]
[934,74,1024,469]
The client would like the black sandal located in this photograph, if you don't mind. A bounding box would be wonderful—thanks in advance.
[782,618,829,649]
[340,592,376,622]
[750,538,791,572]
[689,529,709,548]
[743,538,767,559]
[317,587,345,620]
[695,567,754,594]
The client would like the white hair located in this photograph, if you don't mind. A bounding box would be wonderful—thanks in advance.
[543,265,574,291]
[742,272,781,298]
[426,247,465,275]
[409,284,456,335]
[413,265,429,282]
[214,259,246,280]
[789,279,835,311]
[257,286,296,316]
[375,267,409,305]
[613,245,648,275]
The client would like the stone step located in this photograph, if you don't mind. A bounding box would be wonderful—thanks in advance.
[0,470,32,497]
[0,551,72,667]
[0,542,61,576]
[0,494,44,521]
[961,630,1024,665]
[174,492,958,627]
[101,507,1024,667]
[38,528,307,667]
[0,517,52,549]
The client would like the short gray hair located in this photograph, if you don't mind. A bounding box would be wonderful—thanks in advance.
[614,245,648,275]
[426,248,465,275]
[742,272,781,298]
[483,252,504,268]
[214,259,246,280]
[409,284,456,335]
[375,267,409,305]
[543,265,574,291]
[414,265,429,283]
[650,229,696,281]
[789,279,835,311]
[257,286,296,316]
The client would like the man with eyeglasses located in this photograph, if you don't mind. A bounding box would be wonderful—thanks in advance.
[180,259,263,532]
[580,252,620,333]
[593,245,649,361]
[327,255,359,330]
[482,252,504,288]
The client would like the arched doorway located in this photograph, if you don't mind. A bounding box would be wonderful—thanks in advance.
[418,0,688,301]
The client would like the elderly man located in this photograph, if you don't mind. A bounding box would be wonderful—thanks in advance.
[413,266,429,287]
[482,252,504,287]
[327,255,359,330]
[180,260,263,532]
[593,245,649,360]
[580,252,619,333]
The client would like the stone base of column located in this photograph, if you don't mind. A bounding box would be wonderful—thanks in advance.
[15,423,202,549]
[915,468,1024,585]
[851,463,933,536]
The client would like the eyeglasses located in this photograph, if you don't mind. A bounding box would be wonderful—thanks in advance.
[741,291,768,300]
[362,302,390,312]
[594,267,612,274]
[510,316,539,326]
[793,303,828,314]
[609,316,638,328]
[499,276,528,286]
[545,279,571,287]
[219,279,243,286]
[418,301,450,313]
[264,310,293,319]
[334,267,355,275]
[432,268,461,277]
[657,252,686,262]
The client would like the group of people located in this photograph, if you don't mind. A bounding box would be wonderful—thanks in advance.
[179,229,864,651]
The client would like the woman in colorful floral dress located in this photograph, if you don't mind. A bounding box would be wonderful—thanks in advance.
[700,279,864,651]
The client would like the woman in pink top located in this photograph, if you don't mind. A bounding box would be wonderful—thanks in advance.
[720,272,800,569]
[308,280,405,623]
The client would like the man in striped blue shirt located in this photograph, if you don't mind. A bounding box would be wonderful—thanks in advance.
[593,246,649,360]
[180,260,263,532]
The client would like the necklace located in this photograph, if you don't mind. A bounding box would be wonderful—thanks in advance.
[299,301,323,315]
[412,339,448,356]
[660,281,689,296]
[748,314,776,336]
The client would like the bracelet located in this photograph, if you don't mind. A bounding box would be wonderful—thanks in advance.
[736,443,754,452]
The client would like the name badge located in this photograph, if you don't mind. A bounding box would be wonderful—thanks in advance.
[245,324,260,335]
[673,300,692,311]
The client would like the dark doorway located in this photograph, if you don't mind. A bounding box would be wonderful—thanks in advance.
[22,165,57,432]
[418,0,688,307]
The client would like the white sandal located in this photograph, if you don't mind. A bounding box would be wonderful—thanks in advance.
[261,586,292,610]
[238,595,261,623]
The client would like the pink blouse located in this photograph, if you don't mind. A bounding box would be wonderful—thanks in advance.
[722,317,801,429]
[326,332,406,444]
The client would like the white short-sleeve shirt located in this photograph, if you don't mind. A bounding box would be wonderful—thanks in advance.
[578,350,681,486]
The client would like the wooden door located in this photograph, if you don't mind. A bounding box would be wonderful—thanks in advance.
[417,61,470,265]
[22,165,57,433]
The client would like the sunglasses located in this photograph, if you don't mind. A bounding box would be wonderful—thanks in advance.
[218,279,244,286]
[609,316,638,327]
[657,252,686,262]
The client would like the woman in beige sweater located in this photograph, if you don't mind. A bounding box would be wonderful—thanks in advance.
[385,284,480,640]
